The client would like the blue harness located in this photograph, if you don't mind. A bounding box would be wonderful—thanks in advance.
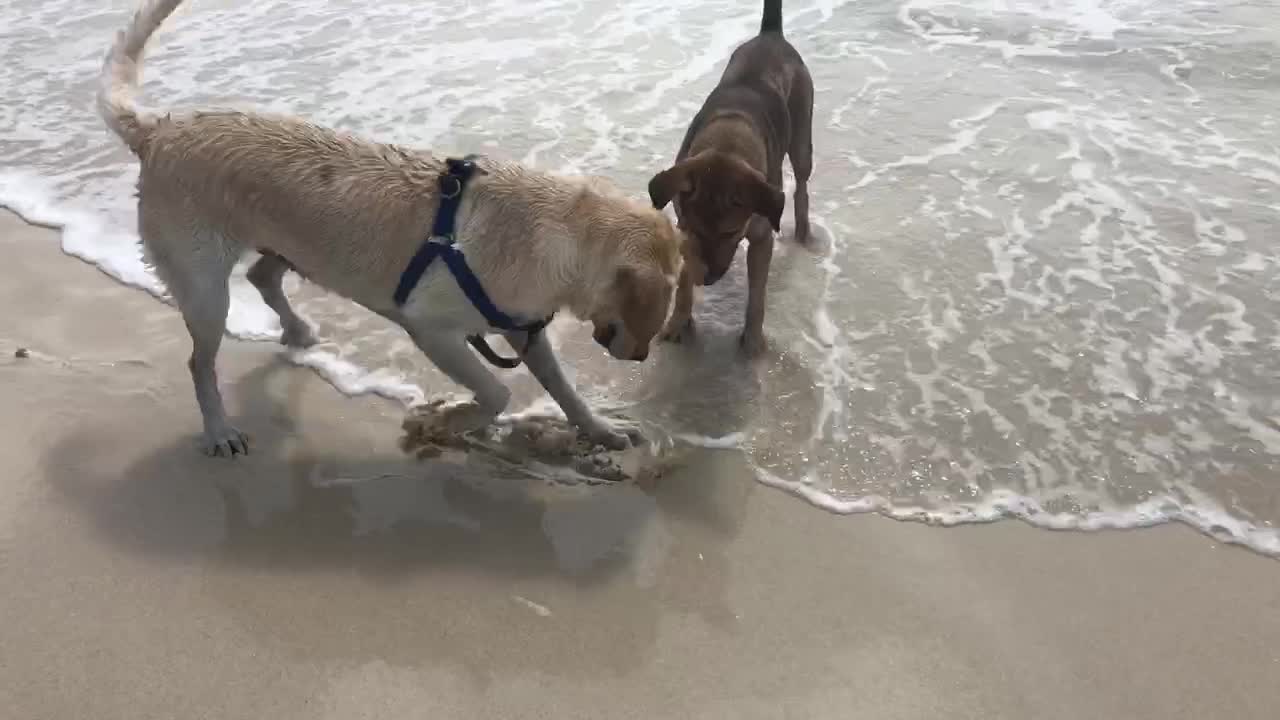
[394,155,552,368]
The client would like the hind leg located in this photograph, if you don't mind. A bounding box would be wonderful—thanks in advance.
[247,252,317,348]
[181,267,248,456]
[146,221,248,456]
[787,69,815,245]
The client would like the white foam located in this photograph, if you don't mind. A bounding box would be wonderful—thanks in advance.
[1,170,286,342]
[899,0,1129,56]
[511,595,553,617]
[0,170,167,299]
[753,468,1280,558]
[804,216,852,444]
[627,8,758,113]
[886,101,1005,170]
[674,432,746,450]
[287,346,425,407]
[2,166,466,422]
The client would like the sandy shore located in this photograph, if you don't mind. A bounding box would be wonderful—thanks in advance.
[1,209,1277,719]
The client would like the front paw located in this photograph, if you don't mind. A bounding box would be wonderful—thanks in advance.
[281,321,319,349]
[201,423,249,457]
[579,418,644,451]
[793,220,812,247]
[739,329,768,358]
[660,315,695,344]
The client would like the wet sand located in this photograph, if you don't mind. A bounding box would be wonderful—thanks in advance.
[2,208,1278,719]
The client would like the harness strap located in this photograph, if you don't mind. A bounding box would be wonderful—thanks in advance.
[469,334,528,369]
[393,155,553,368]
[392,156,478,307]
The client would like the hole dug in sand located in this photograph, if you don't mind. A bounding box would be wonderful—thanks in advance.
[399,399,664,485]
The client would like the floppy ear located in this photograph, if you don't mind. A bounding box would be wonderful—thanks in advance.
[647,165,690,210]
[751,177,786,232]
[647,151,711,209]
[614,265,639,304]
[619,263,670,305]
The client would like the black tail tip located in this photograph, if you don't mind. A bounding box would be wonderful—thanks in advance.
[761,0,783,33]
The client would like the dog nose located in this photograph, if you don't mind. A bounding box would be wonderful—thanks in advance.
[703,269,725,286]
[630,348,648,362]
[594,323,618,351]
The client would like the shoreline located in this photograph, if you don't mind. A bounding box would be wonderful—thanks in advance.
[3,204,1276,559]
[3,210,1279,718]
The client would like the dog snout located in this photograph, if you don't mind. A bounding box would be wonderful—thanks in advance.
[629,347,649,362]
[703,267,727,286]
[594,323,618,352]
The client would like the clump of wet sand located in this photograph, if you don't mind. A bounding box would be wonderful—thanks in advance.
[400,399,660,483]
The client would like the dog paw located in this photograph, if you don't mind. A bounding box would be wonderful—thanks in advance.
[793,223,812,247]
[202,424,249,457]
[281,322,319,349]
[660,316,695,344]
[738,330,768,358]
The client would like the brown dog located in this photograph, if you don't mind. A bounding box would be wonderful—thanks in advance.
[647,0,814,356]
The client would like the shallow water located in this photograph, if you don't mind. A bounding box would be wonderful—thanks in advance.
[1,0,1277,554]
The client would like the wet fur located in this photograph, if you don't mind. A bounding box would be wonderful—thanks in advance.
[98,0,682,456]
[647,0,814,356]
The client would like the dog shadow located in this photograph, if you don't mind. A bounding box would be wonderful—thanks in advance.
[42,354,754,684]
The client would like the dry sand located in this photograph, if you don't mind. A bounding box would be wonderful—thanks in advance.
[1,209,1278,719]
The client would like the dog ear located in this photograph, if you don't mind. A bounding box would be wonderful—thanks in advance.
[751,176,786,232]
[616,265,649,311]
[648,162,694,210]
[647,151,712,209]
[614,264,636,289]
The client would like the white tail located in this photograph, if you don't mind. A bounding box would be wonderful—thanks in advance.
[97,0,187,154]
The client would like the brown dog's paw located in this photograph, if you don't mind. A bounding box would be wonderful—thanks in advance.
[281,321,319,349]
[738,329,768,358]
[660,315,695,344]
[793,221,812,247]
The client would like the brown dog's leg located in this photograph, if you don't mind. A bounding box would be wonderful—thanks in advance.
[740,216,774,357]
[788,73,815,245]
[661,262,700,343]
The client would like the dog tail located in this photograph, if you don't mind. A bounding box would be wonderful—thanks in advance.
[97,0,186,154]
[760,0,783,34]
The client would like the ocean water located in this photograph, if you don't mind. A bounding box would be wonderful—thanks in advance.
[1,0,1278,555]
